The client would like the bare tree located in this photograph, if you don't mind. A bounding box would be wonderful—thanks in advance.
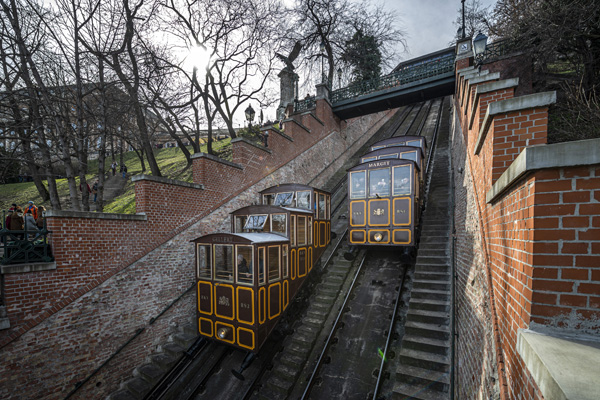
[453,0,490,41]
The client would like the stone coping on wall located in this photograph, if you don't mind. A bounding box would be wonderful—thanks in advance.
[302,111,325,126]
[1,261,57,275]
[486,137,600,203]
[460,69,490,107]
[262,125,294,142]
[131,174,205,189]
[475,91,557,156]
[46,209,148,221]
[463,72,501,116]
[190,152,244,170]
[231,137,273,154]
[456,65,476,75]
[284,117,311,134]
[517,327,600,400]
[469,78,520,129]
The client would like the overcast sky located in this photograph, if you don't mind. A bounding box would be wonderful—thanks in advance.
[385,0,496,61]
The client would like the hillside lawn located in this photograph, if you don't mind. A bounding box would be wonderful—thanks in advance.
[0,138,232,214]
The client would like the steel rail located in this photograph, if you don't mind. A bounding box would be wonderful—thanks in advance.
[300,251,369,400]
[372,258,410,399]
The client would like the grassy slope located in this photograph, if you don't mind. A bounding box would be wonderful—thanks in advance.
[0,138,231,213]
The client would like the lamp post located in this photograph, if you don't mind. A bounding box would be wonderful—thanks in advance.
[337,67,342,89]
[319,40,326,84]
[472,31,488,66]
[245,104,255,129]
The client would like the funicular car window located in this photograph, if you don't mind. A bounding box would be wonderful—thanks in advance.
[244,214,268,230]
[407,140,422,148]
[214,244,233,282]
[234,215,247,233]
[350,171,367,199]
[236,245,253,285]
[308,217,313,245]
[372,145,385,150]
[362,156,377,162]
[282,245,289,279]
[271,214,287,236]
[378,154,398,160]
[296,191,311,210]
[318,194,326,219]
[197,244,211,279]
[258,247,266,285]
[262,194,275,205]
[400,151,417,162]
[369,168,391,197]
[274,192,294,207]
[268,246,280,282]
[393,165,412,196]
[298,216,307,246]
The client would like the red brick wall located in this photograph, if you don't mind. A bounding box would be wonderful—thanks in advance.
[454,54,600,399]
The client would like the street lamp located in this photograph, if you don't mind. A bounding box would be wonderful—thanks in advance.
[472,31,488,66]
[245,104,255,127]
[319,40,326,84]
[337,67,342,89]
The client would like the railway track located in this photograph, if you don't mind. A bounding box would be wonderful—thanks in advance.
[138,98,449,400]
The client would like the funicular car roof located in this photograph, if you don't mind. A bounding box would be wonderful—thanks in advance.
[259,183,331,195]
[348,157,419,172]
[192,232,289,244]
[370,135,427,149]
[361,145,425,160]
[231,204,312,215]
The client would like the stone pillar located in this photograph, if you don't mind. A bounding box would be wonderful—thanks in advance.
[277,68,299,120]
[455,36,474,71]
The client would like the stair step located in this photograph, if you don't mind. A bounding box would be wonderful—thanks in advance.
[410,288,450,301]
[396,364,450,392]
[402,334,450,355]
[412,279,450,291]
[405,320,450,340]
[407,308,450,325]
[399,347,450,372]
[410,298,450,312]
[392,381,449,400]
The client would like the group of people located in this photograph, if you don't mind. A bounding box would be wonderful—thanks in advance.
[110,162,128,179]
[3,201,46,239]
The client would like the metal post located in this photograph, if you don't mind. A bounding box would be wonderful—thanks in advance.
[461,0,466,39]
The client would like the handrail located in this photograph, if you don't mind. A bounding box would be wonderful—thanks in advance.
[331,51,455,104]
[0,210,53,265]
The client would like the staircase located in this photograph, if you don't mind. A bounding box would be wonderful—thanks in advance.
[393,101,453,400]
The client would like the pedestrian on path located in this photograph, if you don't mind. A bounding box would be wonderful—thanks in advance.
[121,164,127,179]
[92,181,99,202]
[111,162,117,176]
[24,201,38,220]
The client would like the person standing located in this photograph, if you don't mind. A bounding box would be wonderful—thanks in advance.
[92,181,99,202]
[111,162,117,176]
[10,207,24,239]
[24,210,39,239]
[36,206,46,229]
[24,201,38,220]
[121,164,127,179]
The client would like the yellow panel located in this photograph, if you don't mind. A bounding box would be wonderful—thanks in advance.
[368,230,391,244]
[350,230,367,244]
[297,248,307,278]
[308,247,313,272]
[350,200,367,227]
[368,199,391,226]
[236,287,255,326]
[237,327,255,351]
[198,317,213,337]
[283,280,289,309]
[197,281,213,315]
[215,321,235,344]
[393,197,412,226]
[393,229,412,245]
[291,249,296,280]
[259,287,266,324]
[268,282,282,320]
[214,284,235,320]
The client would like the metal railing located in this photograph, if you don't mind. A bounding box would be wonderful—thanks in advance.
[1,211,53,265]
[330,52,456,104]
[294,96,316,113]
[481,39,516,63]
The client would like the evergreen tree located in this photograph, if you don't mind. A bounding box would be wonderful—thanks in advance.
[342,29,382,83]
